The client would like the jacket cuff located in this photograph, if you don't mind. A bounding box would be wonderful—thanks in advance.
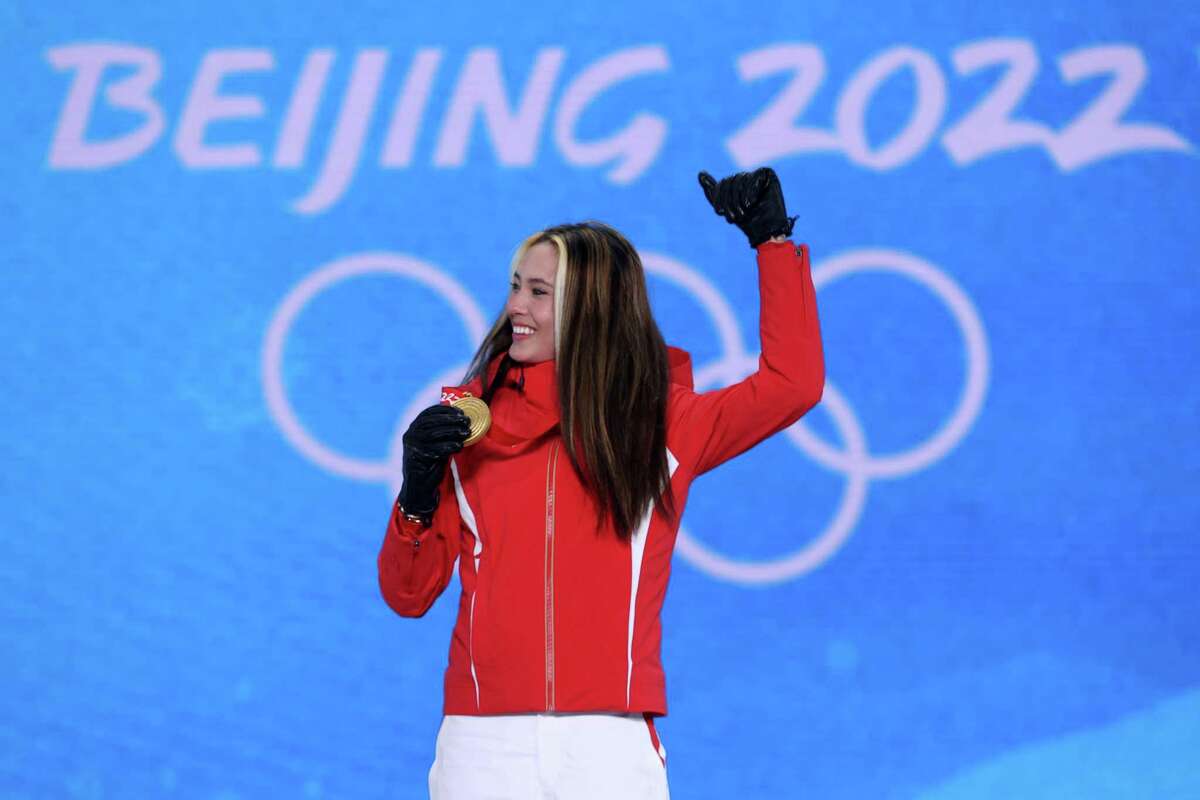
[756,240,807,265]
[391,504,435,543]
[755,238,796,253]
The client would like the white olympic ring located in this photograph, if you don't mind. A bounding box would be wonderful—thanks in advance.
[788,249,990,479]
[262,246,989,586]
[262,252,487,482]
[641,249,990,585]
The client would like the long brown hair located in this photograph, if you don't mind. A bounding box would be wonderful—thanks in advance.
[463,221,676,541]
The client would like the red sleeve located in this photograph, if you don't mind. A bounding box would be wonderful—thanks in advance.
[376,465,462,618]
[669,240,825,476]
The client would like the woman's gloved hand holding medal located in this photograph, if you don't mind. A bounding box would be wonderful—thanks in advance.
[396,397,490,527]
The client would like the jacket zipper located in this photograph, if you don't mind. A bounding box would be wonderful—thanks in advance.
[544,441,560,711]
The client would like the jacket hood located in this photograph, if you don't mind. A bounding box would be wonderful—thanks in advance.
[666,345,694,390]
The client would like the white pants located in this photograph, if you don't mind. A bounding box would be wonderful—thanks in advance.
[428,712,670,800]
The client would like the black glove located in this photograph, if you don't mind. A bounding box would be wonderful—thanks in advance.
[698,167,797,248]
[397,404,470,525]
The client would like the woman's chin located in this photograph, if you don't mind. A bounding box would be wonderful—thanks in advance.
[509,341,551,364]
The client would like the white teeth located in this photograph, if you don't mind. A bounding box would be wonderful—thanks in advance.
[513,325,535,335]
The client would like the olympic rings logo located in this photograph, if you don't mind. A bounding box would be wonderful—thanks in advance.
[261,248,990,586]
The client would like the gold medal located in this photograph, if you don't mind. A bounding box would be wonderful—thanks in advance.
[451,395,492,446]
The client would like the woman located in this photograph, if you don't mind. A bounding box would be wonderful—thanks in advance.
[377,167,825,799]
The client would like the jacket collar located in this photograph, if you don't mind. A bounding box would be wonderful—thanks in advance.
[509,357,559,419]
[478,353,560,444]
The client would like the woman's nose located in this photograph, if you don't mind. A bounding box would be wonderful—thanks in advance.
[506,292,525,315]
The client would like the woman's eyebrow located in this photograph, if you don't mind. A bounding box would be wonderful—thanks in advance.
[512,273,554,288]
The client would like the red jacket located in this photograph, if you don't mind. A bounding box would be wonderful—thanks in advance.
[377,239,824,717]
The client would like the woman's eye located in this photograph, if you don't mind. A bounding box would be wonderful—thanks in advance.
[533,289,546,296]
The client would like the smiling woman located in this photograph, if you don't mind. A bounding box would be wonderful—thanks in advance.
[505,240,559,364]
[377,169,826,799]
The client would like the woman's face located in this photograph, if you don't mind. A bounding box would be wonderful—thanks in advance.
[506,241,557,363]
